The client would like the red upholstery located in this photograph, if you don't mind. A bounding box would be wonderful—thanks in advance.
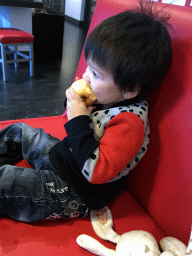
[0,28,34,44]
[75,0,192,244]
[0,1,191,255]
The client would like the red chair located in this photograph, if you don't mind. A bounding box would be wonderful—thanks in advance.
[0,28,34,81]
[0,1,191,255]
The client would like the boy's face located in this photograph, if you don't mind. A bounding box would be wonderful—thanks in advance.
[83,59,128,105]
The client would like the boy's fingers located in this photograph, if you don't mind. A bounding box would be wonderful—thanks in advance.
[66,88,72,100]
[70,87,81,100]
[67,87,83,102]
[66,88,70,98]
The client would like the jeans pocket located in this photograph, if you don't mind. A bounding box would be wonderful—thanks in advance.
[40,168,72,202]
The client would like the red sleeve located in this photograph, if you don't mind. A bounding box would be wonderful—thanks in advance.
[91,112,144,184]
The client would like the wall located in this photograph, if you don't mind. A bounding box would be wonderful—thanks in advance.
[65,0,86,21]
[0,6,32,50]
[0,7,32,33]
[155,0,191,7]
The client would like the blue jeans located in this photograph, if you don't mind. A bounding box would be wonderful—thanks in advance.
[0,123,88,222]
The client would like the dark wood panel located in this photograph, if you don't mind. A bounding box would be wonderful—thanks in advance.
[32,12,64,60]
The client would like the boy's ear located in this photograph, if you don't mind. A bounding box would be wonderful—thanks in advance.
[123,90,139,99]
[123,85,140,99]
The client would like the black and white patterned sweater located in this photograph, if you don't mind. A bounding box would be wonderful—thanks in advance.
[49,96,150,210]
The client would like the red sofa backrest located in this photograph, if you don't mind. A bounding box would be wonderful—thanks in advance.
[75,0,192,244]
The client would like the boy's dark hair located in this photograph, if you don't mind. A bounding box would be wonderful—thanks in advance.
[84,0,172,97]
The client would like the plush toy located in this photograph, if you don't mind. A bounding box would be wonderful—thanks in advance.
[185,230,192,255]
[76,206,187,256]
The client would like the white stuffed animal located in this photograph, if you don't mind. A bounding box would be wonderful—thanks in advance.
[76,206,187,256]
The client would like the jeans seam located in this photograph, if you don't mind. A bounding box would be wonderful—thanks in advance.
[0,195,72,203]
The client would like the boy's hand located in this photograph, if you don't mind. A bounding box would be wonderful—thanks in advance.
[66,87,95,121]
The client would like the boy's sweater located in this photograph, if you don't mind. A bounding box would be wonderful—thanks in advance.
[49,96,150,210]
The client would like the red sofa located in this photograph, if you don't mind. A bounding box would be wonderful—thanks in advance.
[0,0,191,255]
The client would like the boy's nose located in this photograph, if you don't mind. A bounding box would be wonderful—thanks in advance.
[83,72,91,85]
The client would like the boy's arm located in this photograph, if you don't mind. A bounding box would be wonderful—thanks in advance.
[65,112,144,185]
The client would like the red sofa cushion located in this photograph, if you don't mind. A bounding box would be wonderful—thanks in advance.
[0,28,34,44]
[74,0,192,245]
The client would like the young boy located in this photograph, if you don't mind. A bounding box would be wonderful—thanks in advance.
[0,1,172,222]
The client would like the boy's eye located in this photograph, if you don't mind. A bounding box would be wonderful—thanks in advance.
[92,71,97,77]
[87,65,99,78]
